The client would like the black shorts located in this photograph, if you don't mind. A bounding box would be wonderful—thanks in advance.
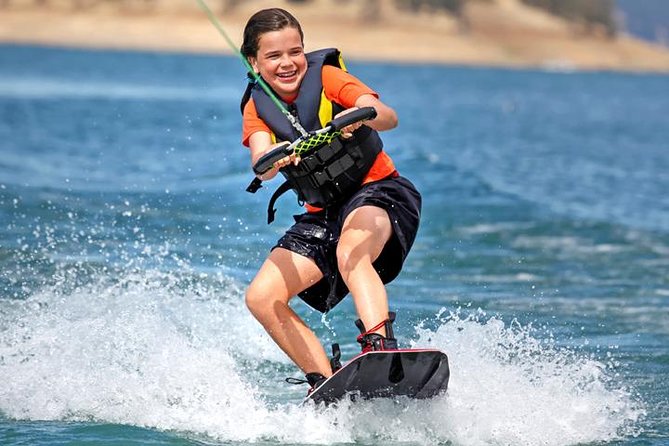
[273,175,421,313]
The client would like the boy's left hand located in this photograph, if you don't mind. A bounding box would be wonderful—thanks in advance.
[334,107,364,139]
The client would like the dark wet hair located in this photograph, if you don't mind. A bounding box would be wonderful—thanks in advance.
[240,8,304,59]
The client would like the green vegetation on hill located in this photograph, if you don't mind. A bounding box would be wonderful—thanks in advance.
[287,0,619,37]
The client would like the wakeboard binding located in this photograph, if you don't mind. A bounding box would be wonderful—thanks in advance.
[330,343,342,372]
[355,312,398,352]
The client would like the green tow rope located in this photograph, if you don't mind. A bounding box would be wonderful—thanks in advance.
[195,0,310,138]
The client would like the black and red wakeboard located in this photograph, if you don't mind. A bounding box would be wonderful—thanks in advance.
[305,348,449,405]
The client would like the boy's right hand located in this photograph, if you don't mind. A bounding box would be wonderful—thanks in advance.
[273,153,301,170]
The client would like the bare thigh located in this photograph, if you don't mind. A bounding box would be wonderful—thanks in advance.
[338,205,392,269]
[247,247,325,306]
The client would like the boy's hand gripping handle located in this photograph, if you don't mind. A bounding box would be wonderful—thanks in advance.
[251,107,377,175]
[252,142,292,175]
[325,106,377,131]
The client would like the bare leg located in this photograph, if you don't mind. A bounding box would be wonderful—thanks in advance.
[337,205,393,335]
[245,247,332,377]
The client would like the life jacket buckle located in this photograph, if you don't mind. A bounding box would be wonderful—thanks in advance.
[246,177,263,193]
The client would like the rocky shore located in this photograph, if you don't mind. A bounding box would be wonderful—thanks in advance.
[1,0,669,72]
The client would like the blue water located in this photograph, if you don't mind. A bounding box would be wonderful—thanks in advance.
[1,44,668,445]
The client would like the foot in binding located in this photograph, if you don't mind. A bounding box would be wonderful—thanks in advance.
[285,345,342,397]
[305,372,327,395]
[286,372,327,396]
[356,312,399,353]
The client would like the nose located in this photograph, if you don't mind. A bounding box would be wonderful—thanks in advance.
[279,54,294,68]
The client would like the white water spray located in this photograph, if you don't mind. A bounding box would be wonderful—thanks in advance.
[0,271,644,445]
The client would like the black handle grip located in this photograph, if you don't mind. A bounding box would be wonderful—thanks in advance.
[326,106,377,132]
[252,142,293,175]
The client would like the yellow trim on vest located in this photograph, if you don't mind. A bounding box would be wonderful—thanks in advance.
[318,89,333,128]
[317,51,345,126]
[270,132,276,144]
[338,53,348,72]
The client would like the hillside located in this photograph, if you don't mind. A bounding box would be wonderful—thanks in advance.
[1,0,669,72]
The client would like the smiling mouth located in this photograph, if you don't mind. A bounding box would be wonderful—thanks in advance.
[277,70,297,80]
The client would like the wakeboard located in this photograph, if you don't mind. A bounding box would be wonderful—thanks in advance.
[305,349,449,405]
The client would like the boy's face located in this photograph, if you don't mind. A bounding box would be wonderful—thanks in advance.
[249,26,307,101]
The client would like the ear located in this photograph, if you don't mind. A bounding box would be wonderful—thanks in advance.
[248,57,259,73]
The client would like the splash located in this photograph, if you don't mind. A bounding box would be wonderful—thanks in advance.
[0,271,644,445]
[405,309,646,445]
[0,268,285,441]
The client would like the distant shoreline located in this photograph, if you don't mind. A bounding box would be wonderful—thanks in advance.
[1,4,669,73]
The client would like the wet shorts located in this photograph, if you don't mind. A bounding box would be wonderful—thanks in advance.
[273,175,421,313]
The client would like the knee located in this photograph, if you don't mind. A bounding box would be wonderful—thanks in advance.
[245,281,288,320]
[336,243,361,278]
[245,283,268,319]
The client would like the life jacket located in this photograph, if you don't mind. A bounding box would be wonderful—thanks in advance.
[242,48,383,223]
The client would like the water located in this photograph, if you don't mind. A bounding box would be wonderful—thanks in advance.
[0,44,667,445]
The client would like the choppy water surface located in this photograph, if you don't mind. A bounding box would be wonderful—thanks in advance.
[1,45,667,445]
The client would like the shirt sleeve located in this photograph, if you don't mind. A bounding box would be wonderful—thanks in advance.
[321,65,378,108]
[241,98,271,147]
